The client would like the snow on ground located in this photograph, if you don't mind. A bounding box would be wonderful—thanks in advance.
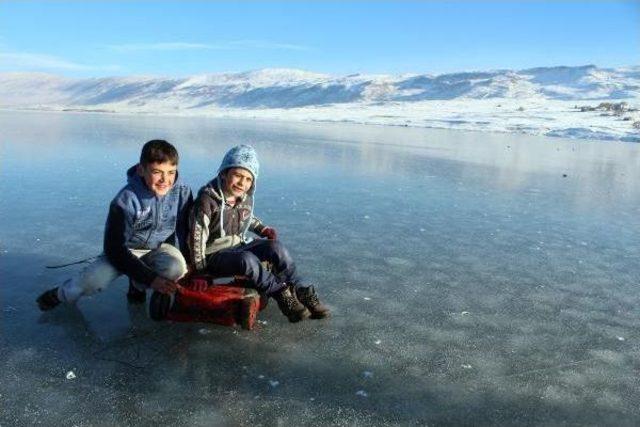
[164,98,640,143]
[8,98,639,143]
[1,65,639,142]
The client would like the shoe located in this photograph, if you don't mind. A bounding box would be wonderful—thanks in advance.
[149,291,173,321]
[273,286,310,323]
[36,287,61,311]
[127,279,146,304]
[294,285,330,319]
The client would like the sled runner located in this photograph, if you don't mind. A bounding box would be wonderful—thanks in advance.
[149,275,267,330]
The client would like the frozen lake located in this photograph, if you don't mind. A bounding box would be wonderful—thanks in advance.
[1,111,639,425]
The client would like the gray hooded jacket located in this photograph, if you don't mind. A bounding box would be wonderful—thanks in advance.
[189,176,266,271]
[189,145,266,271]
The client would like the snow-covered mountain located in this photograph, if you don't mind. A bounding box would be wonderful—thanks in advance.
[1,65,639,142]
[1,65,638,110]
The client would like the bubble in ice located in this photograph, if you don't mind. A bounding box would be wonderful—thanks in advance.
[269,380,280,388]
[461,364,472,370]
[66,371,76,380]
[364,215,370,219]
[363,371,374,378]
[355,390,369,397]
[258,375,265,379]
[616,336,625,342]
[363,297,371,301]
[198,328,211,335]
[460,311,470,316]
[374,340,382,345]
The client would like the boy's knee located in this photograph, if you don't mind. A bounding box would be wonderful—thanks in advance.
[269,240,292,262]
[238,251,261,274]
[152,245,188,280]
[157,255,188,281]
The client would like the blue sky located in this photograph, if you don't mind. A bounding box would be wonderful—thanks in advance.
[0,1,638,77]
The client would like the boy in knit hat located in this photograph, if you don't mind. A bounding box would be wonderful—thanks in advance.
[189,145,329,323]
[36,140,193,310]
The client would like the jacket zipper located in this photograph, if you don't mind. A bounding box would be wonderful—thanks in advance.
[143,197,160,247]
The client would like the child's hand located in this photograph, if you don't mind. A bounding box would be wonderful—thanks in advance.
[150,276,179,294]
[261,227,278,240]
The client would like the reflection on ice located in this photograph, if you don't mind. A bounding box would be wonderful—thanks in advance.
[1,111,640,425]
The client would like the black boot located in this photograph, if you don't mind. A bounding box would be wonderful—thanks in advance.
[273,286,310,323]
[149,291,173,321]
[127,278,146,304]
[36,287,61,311]
[295,285,330,319]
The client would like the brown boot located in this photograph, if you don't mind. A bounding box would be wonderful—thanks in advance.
[294,285,330,319]
[273,286,310,323]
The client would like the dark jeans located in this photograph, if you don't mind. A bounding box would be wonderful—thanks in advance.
[205,239,302,296]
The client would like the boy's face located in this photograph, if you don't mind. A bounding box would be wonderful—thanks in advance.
[138,161,177,197]
[223,167,254,198]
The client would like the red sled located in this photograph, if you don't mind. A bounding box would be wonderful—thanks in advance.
[149,276,268,330]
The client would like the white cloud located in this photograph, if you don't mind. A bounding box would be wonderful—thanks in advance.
[107,42,220,52]
[0,51,121,72]
[107,40,310,52]
[228,40,309,51]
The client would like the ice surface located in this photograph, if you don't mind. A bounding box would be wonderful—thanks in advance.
[1,111,640,425]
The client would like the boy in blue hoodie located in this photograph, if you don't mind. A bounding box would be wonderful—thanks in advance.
[189,145,330,323]
[36,140,193,310]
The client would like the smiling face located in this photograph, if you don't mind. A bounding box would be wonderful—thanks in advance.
[138,161,177,197]
[223,167,254,198]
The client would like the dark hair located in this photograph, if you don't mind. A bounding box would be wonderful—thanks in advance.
[139,140,179,166]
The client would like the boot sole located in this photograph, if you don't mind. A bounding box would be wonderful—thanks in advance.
[36,299,60,311]
[288,308,311,323]
[310,311,330,319]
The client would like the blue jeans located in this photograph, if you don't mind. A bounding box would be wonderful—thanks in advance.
[205,239,302,296]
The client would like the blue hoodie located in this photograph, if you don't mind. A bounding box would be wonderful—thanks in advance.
[103,165,193,285]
